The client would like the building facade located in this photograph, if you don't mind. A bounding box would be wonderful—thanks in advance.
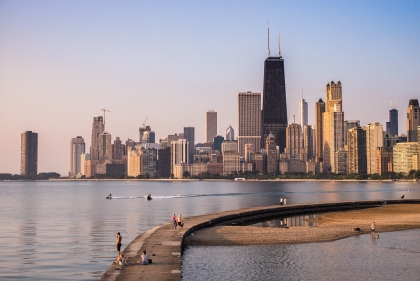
[70,136,85,178]
[298,98,308,128]
[366,122,383,174]
[266,133,278,174]
[226,125,235,141]
[285,123,303,160]
[322,81,344,173]
[261,50,288,153]
[21,131,38,176]
[393,142,420,174]
[90,116,104,160]
[205,110,217,142]
[406,99,419,142]
[238,91,261,157]
[315,99,325,162]
[347,126,367,174]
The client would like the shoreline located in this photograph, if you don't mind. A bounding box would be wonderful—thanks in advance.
[184,204,420,246]
[8,178,411,182]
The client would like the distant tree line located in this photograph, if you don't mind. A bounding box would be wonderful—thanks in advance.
[4,170,416,181]
[0,172,61,180]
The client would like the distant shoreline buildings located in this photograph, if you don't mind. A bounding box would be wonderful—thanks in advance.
[19,29,418,179]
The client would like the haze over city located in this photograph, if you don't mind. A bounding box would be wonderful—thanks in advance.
[1,0,419,176]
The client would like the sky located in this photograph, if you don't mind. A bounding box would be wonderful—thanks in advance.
[1,0,420,176]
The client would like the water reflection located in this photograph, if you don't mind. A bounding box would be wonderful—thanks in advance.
[250,214,318,228]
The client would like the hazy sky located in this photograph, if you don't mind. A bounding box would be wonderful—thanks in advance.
[1,1,419,176]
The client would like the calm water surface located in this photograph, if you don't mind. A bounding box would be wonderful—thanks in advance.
[182,230,420,281]
[0,180,419,280]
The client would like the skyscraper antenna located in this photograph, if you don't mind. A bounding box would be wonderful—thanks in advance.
[390,98,392,109]
[395,98,397,109]
[293,115,295,124]
[278,31,281,58]
[267,20,270,57]
[101,108,110,130]
[302,87,303,99]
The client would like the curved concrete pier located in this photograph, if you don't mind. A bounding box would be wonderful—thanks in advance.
[100,199,419,281]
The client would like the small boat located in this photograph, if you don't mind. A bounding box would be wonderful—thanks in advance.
[106,194,112,199]
[146,194,152,200]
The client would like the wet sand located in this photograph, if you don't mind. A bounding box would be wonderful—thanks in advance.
[185,204,420,246]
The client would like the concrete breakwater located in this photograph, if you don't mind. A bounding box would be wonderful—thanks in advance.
[100,199,420,281]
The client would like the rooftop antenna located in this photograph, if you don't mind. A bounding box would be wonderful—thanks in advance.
[390,98,393,109]
[267,20,270,57]
[101,108,110,130]
[293,115,295,124]
[278,31,281,58]
[302,87,303,99]
[395,98,397,109]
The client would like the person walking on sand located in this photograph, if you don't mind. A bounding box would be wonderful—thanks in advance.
[177,214,184,229]
[371,222,376,233]
[116,232,122,256]
[172,214,177,230]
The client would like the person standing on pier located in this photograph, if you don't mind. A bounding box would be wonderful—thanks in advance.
[116,232,122,256]
[371,222,376,233]
[172,214,177,230]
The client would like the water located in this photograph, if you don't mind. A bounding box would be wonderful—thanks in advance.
[0,180,419,280]
[182,230,420,281]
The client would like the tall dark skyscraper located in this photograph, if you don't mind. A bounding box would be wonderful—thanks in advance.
[21,131,38,176]
[261,30,288,153]
[385,99,398,137]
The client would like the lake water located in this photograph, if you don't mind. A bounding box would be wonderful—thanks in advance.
[1,180,419,280]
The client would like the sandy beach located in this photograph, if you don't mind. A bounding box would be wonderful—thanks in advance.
[185,204,420,246]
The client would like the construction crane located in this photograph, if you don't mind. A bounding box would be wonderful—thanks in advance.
[143,116,148,126]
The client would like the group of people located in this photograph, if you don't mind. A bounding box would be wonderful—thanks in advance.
[280,197,287,206]
[172,213,184,230]
[115,232,150,266]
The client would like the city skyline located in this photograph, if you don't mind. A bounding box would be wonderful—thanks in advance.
[1,1,419,175]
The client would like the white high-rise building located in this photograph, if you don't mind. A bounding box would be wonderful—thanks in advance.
[298,98,308,128]
[226,125,235,141]
[70,136,85,178]
[237,91,261,157]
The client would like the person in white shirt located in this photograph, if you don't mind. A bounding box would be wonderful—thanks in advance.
[137,250,149,265]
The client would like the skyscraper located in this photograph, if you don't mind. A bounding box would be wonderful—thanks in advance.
[344,120,360,146]
[205,110,217,142]
[262,30,288,152]
[70,136,85,178]
[303,125,314,161]
[266,132,277,174]
[21,131,38,176]
[184,127,195,163]
[315,99,325,162]
[238,91,261,157]
[170,139,189,175]
[322,81,344,173]
[98,132,112,160]
[386,100,398,136]
[90,116,104,160]
[226,125,235,141]
[285,123,303,159]
[366,122,383,174]
[298,98,308,128]
[347,126,367,174]
[406,99,419,142]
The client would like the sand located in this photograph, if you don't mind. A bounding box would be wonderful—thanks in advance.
[184,204,420,246]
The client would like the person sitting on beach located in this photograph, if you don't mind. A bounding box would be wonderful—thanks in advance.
[371,222,376,233]
[177,214,184,228]
[136,250,149,265]
[115,253,129,266]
